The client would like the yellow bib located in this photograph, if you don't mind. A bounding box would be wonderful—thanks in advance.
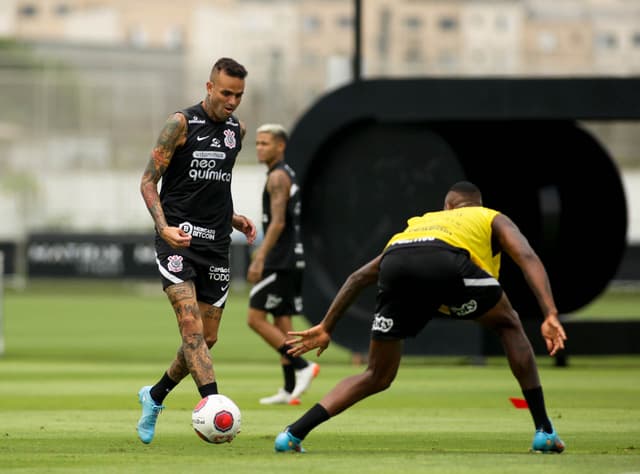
[385,206,501,278]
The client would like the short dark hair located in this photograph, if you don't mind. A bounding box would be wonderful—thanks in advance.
[445,180,483,208]
[211,57,248,80]
[449,180,480,195]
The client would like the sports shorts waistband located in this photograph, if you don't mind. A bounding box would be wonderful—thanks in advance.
[384,238,466,255]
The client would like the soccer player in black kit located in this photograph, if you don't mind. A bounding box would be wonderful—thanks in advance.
[247,124,319,406]
[136,57,257,444]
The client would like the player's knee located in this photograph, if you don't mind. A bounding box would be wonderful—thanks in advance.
[374,379,393,393]
[484,306,522,332]
[179,315,200,336]
[364,368,395,393]
[247,311,269,333]
[373,378,394,394]
[247,315,259,331]
[502,311,525,334]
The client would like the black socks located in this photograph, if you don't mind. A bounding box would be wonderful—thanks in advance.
[278,344,309,370]
[198,382,219,398]
[150,372,178,404]
[288,403,330,440]
[522,386,553,433]
[149,372,218,403]
[283,364,296,393]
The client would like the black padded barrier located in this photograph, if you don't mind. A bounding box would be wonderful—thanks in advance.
[287,78,639,356]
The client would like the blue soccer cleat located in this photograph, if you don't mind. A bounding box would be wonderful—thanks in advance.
[136,386,164,444]
[531,427,565,453]
[274,428,306,453]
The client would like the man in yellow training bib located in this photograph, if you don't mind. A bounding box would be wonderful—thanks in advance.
[274,180,567,454]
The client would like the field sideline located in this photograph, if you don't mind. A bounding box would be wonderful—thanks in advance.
[1,281,639,474]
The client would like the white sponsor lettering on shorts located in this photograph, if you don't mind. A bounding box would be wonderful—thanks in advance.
[372,313,394,333]
[450,299,478,317]
[265,294,283,310]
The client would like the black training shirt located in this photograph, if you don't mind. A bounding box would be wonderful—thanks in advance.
[159,102,242,254]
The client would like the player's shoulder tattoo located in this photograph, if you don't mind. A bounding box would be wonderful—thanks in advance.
[159,112,187,149]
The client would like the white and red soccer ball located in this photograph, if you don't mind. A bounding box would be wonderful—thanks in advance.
[192,394,241,444]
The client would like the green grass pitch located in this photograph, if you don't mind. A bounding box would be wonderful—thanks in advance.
[1,280,639,473]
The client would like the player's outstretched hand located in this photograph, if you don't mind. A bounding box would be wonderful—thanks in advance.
[541,315,567,356]
[286,324,331,357]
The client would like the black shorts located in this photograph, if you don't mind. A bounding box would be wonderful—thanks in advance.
[372,241,503,340]
[155,236,231,307]
[249,269,303,317]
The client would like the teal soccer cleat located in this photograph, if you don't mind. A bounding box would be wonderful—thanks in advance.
[136,386,164,444]
[531,427,565,453]
[274,429,306,453]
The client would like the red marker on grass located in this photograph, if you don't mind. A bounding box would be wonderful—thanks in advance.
[509,397,529,409]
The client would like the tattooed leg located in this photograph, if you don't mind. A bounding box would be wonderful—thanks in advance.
[200,302,223,349]
[166,304,222,381]
[167,350,189,382]
[165,281,215,386]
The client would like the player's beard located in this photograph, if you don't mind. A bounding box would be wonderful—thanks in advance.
[203,97,231,122]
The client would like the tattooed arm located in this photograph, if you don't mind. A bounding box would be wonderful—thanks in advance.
[140,112,191,249]
[246,168,289,283]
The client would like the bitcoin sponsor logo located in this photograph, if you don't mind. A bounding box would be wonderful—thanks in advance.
[179,222,216,241]
[179,222,193,234]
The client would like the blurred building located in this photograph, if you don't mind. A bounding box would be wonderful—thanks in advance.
[0,0,639,238]
[3,1,640,111]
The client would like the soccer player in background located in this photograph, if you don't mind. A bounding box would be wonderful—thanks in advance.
[136,57,257,444]
[247,124,319,405]
[275,181,567,454]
